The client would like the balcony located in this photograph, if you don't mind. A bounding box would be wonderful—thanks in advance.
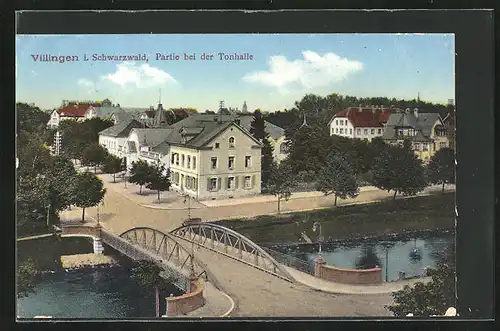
[140,151,160,160]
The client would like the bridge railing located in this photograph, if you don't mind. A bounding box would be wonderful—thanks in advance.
[262,247,314,275]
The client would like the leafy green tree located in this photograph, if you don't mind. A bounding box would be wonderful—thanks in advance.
[129,160,152,194]
[72,171,106,222]
[131,260,177,317]
[102,154,125,183]
[316,152,359,206]
[17,258,38,298]
[372,144,427,200]
[17,176,52,236]
[17,130,53,178]
[250,109,267,141]
[427,147,455,193]
[261,138,275,188]
[145,163,171,201]
[267,162,297,214]
[82,143,108,173]
[16,102,50,134]
[385,263,456,317]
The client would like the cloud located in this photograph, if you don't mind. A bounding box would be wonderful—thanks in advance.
[77,78,95,94]
[101,62,177,88]
[242,51,363,92]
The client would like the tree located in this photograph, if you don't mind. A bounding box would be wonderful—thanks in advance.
[17,258,38,298]
[372,143,427,200]
[249,109,267,141]
[82,143,108,173]
[385,262,456,317]
[316,152,359,206]
[16,102,50,134]
[267,162,297,214]
[427,147,455,193]
[129,160,152,194]
[145,163,171,201]
[72,171,106,222]
[250,110,275,188]
[102,154,125,183]
[261,138,275,188]
[131,260,177,317]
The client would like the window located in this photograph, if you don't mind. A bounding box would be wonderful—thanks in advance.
[378,129,382,134]
[280,143,288,154]
[181,154,185,167]
[357,128,361,135]
[215,143,220,149]
[335,128,338,133]
[340,120,343,125]
[186,176,191,189]
[227,177,235,189]
[245,156,251,168]
[175,172,180,184]
[371,129,375,134]
[340,128,344,134]
[176,154,179,165]
[229,137,235,148]
[335,120,338,125]
[193,156,196,169]
[414,143,421,151]
[211,157,217,169]
[171,153,175,164]
[228,156,235,169]
[187,156,191,169]
[440,142,447,148]
[423,144,429,151]
[244,176,252,188]
[210,178,217,190]
[364,129,368,135]
[349,129,353,135]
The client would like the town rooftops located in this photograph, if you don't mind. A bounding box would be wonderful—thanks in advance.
[57,102,99,117]
[237,114,285,140]
[382,110,443,142]
[329,107,395,128]
[98,118,144,137]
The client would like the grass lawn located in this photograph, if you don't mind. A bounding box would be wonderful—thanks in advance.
[213,192,455,244]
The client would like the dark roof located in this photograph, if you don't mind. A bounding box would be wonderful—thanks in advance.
[131,128,174,148]
[165,114,261,149]
[57,103,98,117]
[98,119,144,138]
[382,111,442,142]
[237,114,285,140]
[330,107,395,128]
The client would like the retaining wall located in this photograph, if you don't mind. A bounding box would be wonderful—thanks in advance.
[315,262,382,285]
[166,280,205,316]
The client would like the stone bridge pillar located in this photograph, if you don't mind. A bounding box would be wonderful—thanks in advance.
[93,224,104,254]
[314,254,326,277]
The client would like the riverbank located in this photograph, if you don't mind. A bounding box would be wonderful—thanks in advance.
[60,253,119,270]
[213,193,455,244]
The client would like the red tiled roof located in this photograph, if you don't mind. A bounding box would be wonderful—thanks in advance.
[57,103,99,117]
[334,107,394,128]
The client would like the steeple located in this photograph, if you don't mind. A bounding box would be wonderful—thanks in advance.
[153,102,166,127]
[242,101,248,113]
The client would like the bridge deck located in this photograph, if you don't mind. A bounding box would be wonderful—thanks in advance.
[184,242,394,317]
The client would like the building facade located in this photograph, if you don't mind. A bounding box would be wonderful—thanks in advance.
[47,101,100,128]
[328,107,394,141]
[382,109,449,162]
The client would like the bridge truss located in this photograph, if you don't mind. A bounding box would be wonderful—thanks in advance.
[170,223,295,282]
[118,227,215,289]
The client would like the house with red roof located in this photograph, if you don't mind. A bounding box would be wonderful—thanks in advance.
[328,106,396,141]
[47,100,101,128]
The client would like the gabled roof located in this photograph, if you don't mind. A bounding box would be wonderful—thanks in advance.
[382,111,442,142]
[166,114,262,149]
[131,128,174,148]
[237,114,285,140]
[91,106,123,119]
[57,102,98,117]
[98,119,144,138]
[329,107,395,128]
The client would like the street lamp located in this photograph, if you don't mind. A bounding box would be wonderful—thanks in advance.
[183,194,192,222]
[312,222,323,256]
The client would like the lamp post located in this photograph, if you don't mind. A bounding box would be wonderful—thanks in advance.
[313,222,323,256]
[183,194,191,221]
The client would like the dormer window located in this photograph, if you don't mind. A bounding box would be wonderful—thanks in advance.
[229,137,235,148]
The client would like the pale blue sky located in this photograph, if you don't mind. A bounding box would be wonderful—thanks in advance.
[16,34,455,112]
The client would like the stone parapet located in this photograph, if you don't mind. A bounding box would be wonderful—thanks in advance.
[315,258,382,285]
[166,279,205,316]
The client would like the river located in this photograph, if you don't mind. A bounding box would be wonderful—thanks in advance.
[17,236,182,319]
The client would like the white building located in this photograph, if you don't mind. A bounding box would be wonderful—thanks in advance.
[98,119,145,159]
[47,101,99,128]
[328,106,395,141]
